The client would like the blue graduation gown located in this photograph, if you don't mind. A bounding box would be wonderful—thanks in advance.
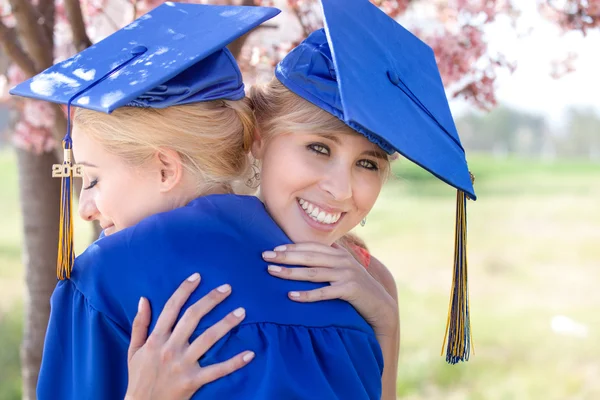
[37,195,383,399]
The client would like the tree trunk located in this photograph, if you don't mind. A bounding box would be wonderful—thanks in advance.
[16,148,61,400]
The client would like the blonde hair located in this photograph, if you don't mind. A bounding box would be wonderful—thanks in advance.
[74,99,255,194]
[249,77,393,176]
[249,77,355,141]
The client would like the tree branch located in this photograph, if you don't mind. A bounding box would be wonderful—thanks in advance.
[8,0,53,70]
[289,3,312,38]
[227,0,257,59]
[0,19,37,77]
[132,0,138,21]
[63,0,92,52]
[36,0,55,46]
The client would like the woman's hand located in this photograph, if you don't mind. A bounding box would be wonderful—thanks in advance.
[263,243,398,336]
[263,243,400,400]
[125,273,254,400]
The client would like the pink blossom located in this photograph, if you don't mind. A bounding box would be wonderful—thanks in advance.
[7,65,26,87]
[539,0,600,35]
[550,52,578,79]
[23,101,56,129]
[12,121,56,155]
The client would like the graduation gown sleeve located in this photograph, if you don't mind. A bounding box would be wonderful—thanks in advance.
[37,279,130,399]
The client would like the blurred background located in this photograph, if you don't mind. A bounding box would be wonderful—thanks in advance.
[1,1,599,399]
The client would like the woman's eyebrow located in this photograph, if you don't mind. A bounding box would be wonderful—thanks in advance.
[361,150,388,160]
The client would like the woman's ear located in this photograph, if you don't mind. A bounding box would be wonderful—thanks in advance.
[251,127,265,160]
[155,149,183,192]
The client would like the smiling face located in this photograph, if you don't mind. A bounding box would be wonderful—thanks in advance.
[250,79,391,245]
[254,128,388,246]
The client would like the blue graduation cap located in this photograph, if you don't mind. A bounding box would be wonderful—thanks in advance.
[276,0,475,364]
[11,2,280,112]
[10,2,280,280]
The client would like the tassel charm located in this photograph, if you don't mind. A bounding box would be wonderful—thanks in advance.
[442,173,474,364]
[52,138,82,280]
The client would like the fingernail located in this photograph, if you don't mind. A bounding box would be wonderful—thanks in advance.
[138,297,145,312]
[262,251,276,259]
[268,265,282,273]
[233,307,245,317]
[187,272,200,282]
[289,291,300,298]
[217,284,231,293]
[274,245,287,251]
[243,351,255,362]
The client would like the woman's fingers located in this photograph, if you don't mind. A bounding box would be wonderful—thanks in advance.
[262,250,346,268]
[152,273,201,337]
[128,297,151,361]
[267,265,342,283]
[168,284,233,346]
[186,307,247,363]
[194,350,255,388]
[287,284,355,303]
[272,242,341,255]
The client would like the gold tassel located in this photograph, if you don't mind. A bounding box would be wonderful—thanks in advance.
[52,138,82,280]
[442,173,474,364]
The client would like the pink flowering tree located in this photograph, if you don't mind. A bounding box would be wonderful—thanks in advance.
[0,0,598,397]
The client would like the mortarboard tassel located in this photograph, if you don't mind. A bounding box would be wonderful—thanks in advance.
[54,132,80,280]
[442,172,475,364]
[53,103,82,280]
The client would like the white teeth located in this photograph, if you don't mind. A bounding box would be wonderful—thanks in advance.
[317,211,326,222]
[297,198,343,225]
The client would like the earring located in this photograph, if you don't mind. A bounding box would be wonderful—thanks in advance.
[360,217,367,227]
[245,159,261,189]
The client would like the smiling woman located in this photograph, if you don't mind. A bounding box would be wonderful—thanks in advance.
[250,78,392,245]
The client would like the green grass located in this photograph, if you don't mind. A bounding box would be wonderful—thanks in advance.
[0,151,23,312]
[0,304,22,400]
[362,154,600,399]
[2,149,600,399]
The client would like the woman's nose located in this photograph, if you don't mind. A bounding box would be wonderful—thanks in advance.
[78,189,98,222]
[319,166,352,201]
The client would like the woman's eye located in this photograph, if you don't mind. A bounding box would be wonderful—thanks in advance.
[357,159,378,170]
[307,143,330,155]
[84,179,98,190]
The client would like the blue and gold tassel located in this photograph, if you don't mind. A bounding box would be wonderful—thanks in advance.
[442,173,474,364]
[52,105,82,280]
